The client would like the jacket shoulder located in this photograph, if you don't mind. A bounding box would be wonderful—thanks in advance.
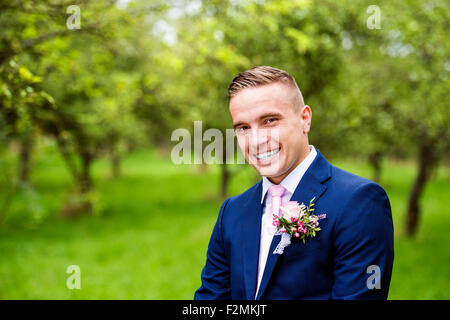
[226,181,261,207]
[330,165,388,197]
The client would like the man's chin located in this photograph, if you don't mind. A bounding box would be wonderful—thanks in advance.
[253,164,284,179]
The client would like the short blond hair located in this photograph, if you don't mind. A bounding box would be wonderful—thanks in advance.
[228,66,304,108]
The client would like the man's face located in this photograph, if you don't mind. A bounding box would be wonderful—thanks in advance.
[229,82,311,184]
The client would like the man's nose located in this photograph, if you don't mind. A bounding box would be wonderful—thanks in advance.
[249,128,270,153]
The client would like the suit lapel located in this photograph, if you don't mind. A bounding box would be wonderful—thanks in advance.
[242,181,263,300]
[255,149,332,300]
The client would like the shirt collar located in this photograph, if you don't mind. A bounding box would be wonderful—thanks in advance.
[261,145,317,203]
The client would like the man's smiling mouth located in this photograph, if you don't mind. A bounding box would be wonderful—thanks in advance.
[255,147,280,161]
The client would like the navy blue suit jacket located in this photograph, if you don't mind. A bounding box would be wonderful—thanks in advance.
[195,149,394,300]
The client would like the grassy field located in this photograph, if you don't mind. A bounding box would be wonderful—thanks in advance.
[0,145,449,299]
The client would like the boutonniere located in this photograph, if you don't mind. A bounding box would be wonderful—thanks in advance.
[272,197,326,255]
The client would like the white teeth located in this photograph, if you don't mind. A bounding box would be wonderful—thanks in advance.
[256,148,280,160]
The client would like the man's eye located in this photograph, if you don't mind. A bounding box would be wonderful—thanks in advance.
[265,118,277,125]
[235,126,248,134]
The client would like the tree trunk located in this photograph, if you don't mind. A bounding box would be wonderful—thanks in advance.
[221,163,230,200]
[369,151,382,183]
[111,150,121,179]
[198,161,209,173]
[405,143,437,237]
[108,134,121,179]
[111,153,120,178]
[220,145,230,200]
[18,132,34,184]
[79,152,93,195]
[61,151,94,218]
[55,134,79,184]
[0,164,17,226]
[53,129,96,217]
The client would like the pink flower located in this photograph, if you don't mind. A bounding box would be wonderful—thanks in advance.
[280,201,305,221]
[294,232,300,237]
[290,227,297,233]
[284,201,300,209]
[273,220,280,227]
[280,227,286,233]
[301,227,307,234]
[290,217,298,223]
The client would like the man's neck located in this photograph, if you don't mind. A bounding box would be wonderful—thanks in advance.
[267,145,312,185]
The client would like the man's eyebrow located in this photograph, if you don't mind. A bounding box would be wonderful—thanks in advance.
[232,112,283,129]
[260,112,283,119]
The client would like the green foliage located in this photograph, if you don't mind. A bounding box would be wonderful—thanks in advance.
[331,0,449,159]
[2,0,448,167]
[0,59,54,136]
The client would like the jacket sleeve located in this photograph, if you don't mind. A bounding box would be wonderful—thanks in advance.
[331,182,394,299]
[194,198,232,300]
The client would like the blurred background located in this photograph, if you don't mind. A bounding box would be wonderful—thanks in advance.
[0,0,449,299]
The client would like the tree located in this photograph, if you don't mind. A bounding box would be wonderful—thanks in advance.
[1,0,161,216]
[307,0,448,236]
[361,0,449,236]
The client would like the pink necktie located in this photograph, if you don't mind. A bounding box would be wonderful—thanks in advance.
[268,185,286,219]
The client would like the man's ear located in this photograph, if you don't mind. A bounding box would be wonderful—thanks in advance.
[302,105,312,134]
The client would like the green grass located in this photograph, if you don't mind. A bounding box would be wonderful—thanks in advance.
[0,147,449,299]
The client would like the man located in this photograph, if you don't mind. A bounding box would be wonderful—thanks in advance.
[194,66,394,300]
